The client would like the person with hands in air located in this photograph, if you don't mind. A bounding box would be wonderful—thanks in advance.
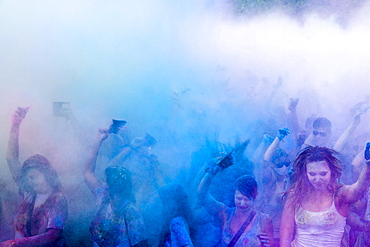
[333,101,370,153]
[287,99,299,137]
[198,152,273,247]
[108,133,165,208]
[83,126,148,247]
[280,144,370,247]
[286,98,307,153]
[1,107,68,247]
[262,128,291,246]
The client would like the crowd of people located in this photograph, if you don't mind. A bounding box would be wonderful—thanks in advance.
[0,96,370,247]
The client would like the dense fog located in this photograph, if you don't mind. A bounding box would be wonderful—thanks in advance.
[1,0,370,245]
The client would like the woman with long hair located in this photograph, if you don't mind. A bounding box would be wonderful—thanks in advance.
[280,145,370,247]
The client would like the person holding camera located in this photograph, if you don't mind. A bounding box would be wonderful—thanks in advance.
[262,128,291,246]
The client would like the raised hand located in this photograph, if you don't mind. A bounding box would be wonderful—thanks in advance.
[277,128,290,140]
[358,102,370,115]
[263,134,274,144]
[217,151,234,170]
[12,106,30,125]
[97,128,110,142]
[288,98,299,112]
[234,139,250,157]
[352,102,370,126]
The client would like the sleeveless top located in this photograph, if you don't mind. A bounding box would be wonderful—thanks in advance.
[292,199,347,247]
[221,208,265,247]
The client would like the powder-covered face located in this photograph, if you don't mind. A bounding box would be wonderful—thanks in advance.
[306,160,331,191]
[234,190,254,212]
[25,168,51,194]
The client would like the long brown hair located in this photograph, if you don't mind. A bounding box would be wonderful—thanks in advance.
[287,146,342,209]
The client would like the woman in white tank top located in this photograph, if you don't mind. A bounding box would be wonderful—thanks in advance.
[280,145,370,247]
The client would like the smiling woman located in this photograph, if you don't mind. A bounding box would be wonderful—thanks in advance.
[197,155,273,247]
[280,146,370,247]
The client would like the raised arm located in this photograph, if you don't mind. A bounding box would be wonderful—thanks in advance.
[197,153,233,216]
[263,128,290,162]
[108,136,147,167]
[197,165,225,216]
[148,154,166,190]
[63,107,87,145]
[350,148,366,182]
[287,98,300,137]
[108,146,133,167]
[265,76,283,108]
[333,102,369,152]
[83,128,110,197]
[339,143,370,204]
[251,134,273,165]
[6,107,30,183]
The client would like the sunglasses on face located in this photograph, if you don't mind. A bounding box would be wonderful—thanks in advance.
[275,161,291,168]
[312,130,327,137]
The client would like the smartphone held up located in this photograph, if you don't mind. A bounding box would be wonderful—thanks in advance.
[109,119,127,134]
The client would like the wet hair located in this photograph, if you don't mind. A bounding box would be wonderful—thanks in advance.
[288,146,342,208]
[104,166,135,202]
[19,154,62,194]
[312,117,332,131]
[234,175,258,200]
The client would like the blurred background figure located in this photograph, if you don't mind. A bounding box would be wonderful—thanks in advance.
[1,107,68,247]
[83,126,148,247]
